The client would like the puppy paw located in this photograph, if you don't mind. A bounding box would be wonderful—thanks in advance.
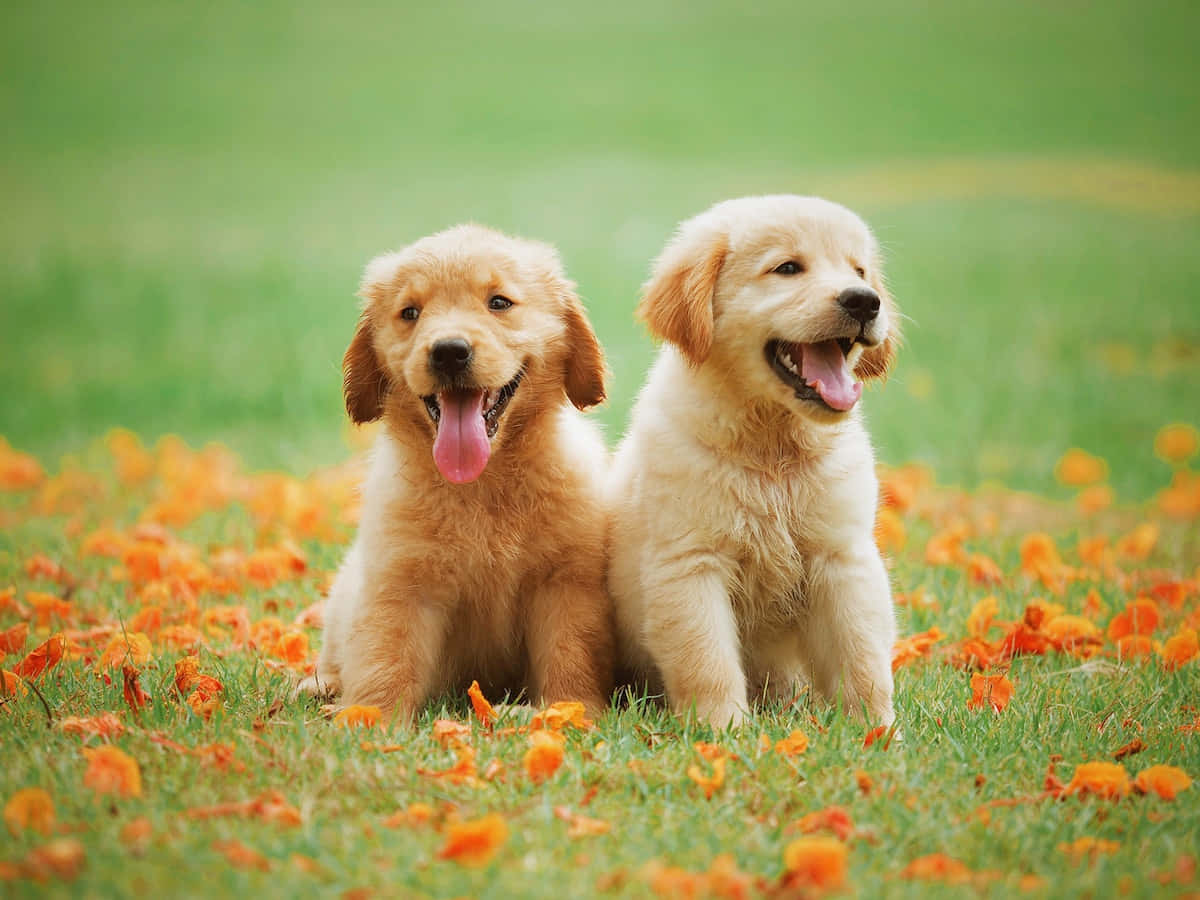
[694,699,745,732]
[293,672,341,702]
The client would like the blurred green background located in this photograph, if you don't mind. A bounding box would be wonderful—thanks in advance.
[2,0,1198,498]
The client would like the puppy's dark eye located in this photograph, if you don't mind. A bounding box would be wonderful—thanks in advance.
[773,261,804,276]
[854,265,866,279]
[399,306,420,321]
[488,295,513,311]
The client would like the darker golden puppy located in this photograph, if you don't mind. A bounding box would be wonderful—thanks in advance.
[299,224,613,721]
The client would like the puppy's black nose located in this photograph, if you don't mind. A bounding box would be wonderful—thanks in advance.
[429,338,473,378]
[837,286,881,325]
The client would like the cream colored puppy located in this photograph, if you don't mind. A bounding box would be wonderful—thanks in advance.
[609,195,899,729]
[298,225,614,722]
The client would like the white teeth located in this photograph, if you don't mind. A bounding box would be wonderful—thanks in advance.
[845,343,865,370]
[483,390,496,414]
[779,351,799,375]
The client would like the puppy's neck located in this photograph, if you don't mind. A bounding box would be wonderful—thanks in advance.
[665,348,852,471]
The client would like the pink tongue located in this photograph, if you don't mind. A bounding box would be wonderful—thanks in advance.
[800,340,862,411]
[433,390,491,483]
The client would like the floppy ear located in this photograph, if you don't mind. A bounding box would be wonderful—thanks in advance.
[562,295,607,410]
[636,223,727,366]
[854,279,900,381]
[342,312,388,423]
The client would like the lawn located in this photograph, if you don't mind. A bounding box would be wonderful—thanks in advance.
[1,0,1199,896]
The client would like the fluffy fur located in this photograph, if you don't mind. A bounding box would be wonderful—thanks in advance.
[299,225,614,721]
[608,195,899,729]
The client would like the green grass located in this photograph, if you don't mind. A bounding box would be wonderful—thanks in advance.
[0,459,1197,898]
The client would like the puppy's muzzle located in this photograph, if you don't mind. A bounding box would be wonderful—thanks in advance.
[837,287,881,326]
[429,338,474,380]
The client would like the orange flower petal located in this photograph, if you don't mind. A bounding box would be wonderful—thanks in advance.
[82,746,142,797]
[467,679,496,727]
[1064,761,1131,800]
[1133,765,1192,800]
[334,705,382,729]
[967,673,1014,713]
[437,814,508,866]
[4,788,56,836]
[523,729,566,783]
[782,836,848,890]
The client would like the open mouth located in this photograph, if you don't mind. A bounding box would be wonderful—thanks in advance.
[764,338,866,413]
[421,370,523,484]
[422,370,522,439]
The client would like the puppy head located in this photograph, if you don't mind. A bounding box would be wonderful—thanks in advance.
[639,195,898,423]
[344,225,606,483]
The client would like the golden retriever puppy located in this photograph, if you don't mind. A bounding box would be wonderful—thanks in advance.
[609,195,899,729]
[298,225,613,721]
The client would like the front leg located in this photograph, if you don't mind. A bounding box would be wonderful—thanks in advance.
[525,560,614,718]
[798,542,896,726]
[642,557,747,730]
[336,562,451,725]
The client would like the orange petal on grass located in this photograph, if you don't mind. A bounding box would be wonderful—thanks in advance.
[1107,598,1160,641]
[774,730,810,757]
[1154,423,1199,464]
[121,665,151,712]
[82,746,142,797]
[891,626,944,671]
[529,700,594,731]
[1054,448,1108,487]
[24,838,86,881]
[437,813,509,866]
[874,508,906,554]
[467,679,496,728]
[0,622,27,656]
[213,839,271,871]
[967,554,1004,586]
[782,836,848,890]
[553,806,612,839]
[419,745,480,786]
[1112,738,1146,761]
[58,713,125,740]
[687,755,727,800]
[1058,837,1119,863]
[967,673,1014,713]
[382,802,436,829]
[967,596,999,638]
[1160,627,1199,670]
[793,806,854,842]
[1043,614,1102,653]
[1076,484,1114,515]
[432,718,472,747]
[523,729,566,783]
[1116,634,1157,659]
[119,817,153,853]
[899,853,974,883]
[863,725,892,749]
[924,522,969,566]
[1115,522,1159,561]
[1,669,27,699]
[25,591,74,629]
[334,705,382,729]
[1132,765,1192,800]
[13,634,67,678]
[4,788,56,836]
[1064,761,1131,800]
[0,440,44,490]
